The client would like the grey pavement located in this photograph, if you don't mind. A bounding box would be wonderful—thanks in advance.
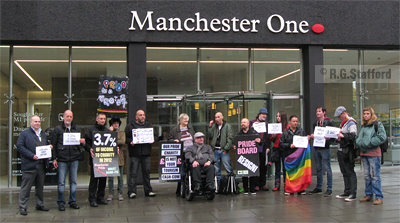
[1,166,399,223]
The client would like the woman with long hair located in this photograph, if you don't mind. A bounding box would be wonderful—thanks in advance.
[270,111,289,191]
[356,107,386,205]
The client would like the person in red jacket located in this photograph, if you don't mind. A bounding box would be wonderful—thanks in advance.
[270,111,289,191]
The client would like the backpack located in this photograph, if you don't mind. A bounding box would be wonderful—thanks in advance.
[218,173,239,194]
[374,122,389,153]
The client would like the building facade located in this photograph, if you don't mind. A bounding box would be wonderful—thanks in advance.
[1,0,399,187]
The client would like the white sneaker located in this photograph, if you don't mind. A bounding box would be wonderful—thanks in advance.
[251,192,257,195]
[344,195,357,202]
[129,193,136,199]
[284,192,290,196]
[107,194,113,201]
[336,194,349,199]
[146,192,156,197]
[118,194,124,201]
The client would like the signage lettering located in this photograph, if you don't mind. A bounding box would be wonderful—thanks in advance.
[129,11,319,34]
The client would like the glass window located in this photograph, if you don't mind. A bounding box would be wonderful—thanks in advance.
[0,46,10,182]
[71,46,127,175]
[147,47,197,95]
[71,47,127,126]
[253,48,302,94]
[323,49,359,123]
[200,48,248,92]
[12,46,70,186]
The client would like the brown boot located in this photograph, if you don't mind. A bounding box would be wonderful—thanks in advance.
[359,196,372,202]
[373,199,383,205]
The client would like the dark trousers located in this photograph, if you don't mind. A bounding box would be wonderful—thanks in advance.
[274,149,286,188]
[256,151,267,187]
[88,160,106,202]
[19,163,45,210]
[128,156,152,194]
[337,150,357,196]
[191,164,214,188]
[242,176,257,192]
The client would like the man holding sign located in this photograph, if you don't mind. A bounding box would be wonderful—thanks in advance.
[51,110,85,211]
[250,108,270,191]
[17,115,52,215]
[125,110,156,198]
[309,107,334,196]
[279,115,309,195]
[235,118,262,195]
[84,112,109,207]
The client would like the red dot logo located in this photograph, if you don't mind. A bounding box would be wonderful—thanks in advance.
[312,24,325,34]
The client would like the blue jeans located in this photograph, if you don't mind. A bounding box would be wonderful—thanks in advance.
[108,166,124,195]
[57,160,79,205]
[314,149,333,190]
[362,156,383,199]
[214,150,233,183]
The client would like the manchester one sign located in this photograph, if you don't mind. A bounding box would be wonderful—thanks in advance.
[129,11,325,34]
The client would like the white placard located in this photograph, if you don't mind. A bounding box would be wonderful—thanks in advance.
[313,126,327,137]
[293,135,309,148]
[63,133,81,145]
[253,122,266,133]
[325,126,341,139]
[268,123,282,134]
[36,145,52,159]
[132,128,154,144]
[313,136,326,147]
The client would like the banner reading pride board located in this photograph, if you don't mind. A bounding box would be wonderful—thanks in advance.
[159,143,182,182]
[92,131,120,178]
[235,134,260,177]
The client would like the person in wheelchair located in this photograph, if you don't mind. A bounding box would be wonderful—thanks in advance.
[185,132,216,193]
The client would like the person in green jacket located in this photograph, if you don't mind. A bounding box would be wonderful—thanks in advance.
[356,107,386,205]
[208,112,233,185]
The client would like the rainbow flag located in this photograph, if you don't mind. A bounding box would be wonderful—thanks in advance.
[284,145,312,193]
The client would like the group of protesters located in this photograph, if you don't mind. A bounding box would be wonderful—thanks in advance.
[16,105,386,215]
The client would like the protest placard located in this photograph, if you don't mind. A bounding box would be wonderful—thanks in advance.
[92,131,119,178]
[268,123,282,134]
[253,122,266,133]
[132,128,154,144]
[63,132,81,145]
[159,143,182,182]
[36,145,52,159]
[235,134,260,177]
[293,135,309,148]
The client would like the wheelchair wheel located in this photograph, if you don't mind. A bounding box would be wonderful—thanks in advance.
[180,180,186,198]
[185,188,194,201]
[206,191,215,200]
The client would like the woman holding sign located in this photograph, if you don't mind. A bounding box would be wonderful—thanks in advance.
[270,111,289,191]
[168,113,195,196]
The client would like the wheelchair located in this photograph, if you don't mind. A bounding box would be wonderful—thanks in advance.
[182,159,217,201]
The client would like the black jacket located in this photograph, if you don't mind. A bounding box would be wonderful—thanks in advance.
[51,122,82,162]
[279,127,307,157]
[84,123,108,161]
[125,120,154,157]
[312,117,334,149]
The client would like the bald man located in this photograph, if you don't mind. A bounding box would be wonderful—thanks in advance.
[17,115,52,215]
[125,110,156,198]
[208,112,233,186]
[51,110,85,211]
